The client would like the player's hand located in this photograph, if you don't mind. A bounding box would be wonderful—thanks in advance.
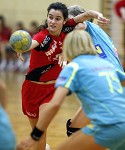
[16,137,36,150]
[58,54,67,68]
[17,52,24,62]
[97,13,110,26]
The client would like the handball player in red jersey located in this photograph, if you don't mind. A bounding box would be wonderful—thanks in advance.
[16,2,110,150]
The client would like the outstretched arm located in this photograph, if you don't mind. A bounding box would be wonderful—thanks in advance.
[17,87,69,150]
[73,10,110,26]
[37,87,69,130]
[17,39,39,62]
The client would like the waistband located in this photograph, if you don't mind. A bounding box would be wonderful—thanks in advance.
[31,80,56,85]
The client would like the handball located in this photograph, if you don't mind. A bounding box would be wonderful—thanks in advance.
[9,30,32,53]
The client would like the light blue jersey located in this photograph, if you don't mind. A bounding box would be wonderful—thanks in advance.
[0,105,16,150]
[56,55,125,149]
[56,55,125,125]
[85,21,125,81]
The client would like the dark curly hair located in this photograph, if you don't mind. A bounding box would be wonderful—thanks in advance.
[38,2,68,31]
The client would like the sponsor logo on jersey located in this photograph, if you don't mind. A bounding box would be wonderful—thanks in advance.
[95,44,107,58]
[26,110,36,117]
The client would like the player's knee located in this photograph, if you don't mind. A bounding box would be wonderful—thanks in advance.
[66,119,80,137]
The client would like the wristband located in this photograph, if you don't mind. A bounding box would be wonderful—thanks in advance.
[31,127,44,141]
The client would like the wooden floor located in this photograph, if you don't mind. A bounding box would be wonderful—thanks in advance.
[0,71,80,149]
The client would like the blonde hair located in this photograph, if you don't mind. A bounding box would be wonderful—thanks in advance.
[63,30,97,62]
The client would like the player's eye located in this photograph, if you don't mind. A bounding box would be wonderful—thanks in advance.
[56,17,61,21]
[49,16,53,20]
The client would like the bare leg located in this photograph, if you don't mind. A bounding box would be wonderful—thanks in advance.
[56,131,107,150]
[70,107,90,128]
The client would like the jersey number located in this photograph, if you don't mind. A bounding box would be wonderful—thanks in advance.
[99,72,123,93]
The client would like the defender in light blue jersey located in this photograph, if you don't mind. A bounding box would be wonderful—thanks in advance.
[85,21,125,81]
[56,56,125,150]
[0,106,16,150]
[0,79,16,150]
[55,30,125,150]
[66,5,125,138]
[68,5,125,82]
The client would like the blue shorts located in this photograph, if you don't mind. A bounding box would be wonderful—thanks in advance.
[82,122,125,150]
[0,106,16,150]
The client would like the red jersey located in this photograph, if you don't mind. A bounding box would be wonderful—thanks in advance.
[26,19,76,82]
[114,0,125,18]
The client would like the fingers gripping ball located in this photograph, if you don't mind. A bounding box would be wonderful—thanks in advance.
[9,30,32,53]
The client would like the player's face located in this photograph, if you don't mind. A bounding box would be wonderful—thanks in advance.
[47,9,66,36]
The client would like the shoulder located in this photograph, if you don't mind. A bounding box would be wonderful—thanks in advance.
[33,29,52,44]
[65,18,77,26]
[33,29,48,39]
[62,18,77,33]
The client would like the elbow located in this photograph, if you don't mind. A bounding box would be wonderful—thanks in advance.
[52,103,61,110]
[50,102,61,111]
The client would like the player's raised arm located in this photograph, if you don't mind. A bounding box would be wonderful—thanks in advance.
[73,10,110,26]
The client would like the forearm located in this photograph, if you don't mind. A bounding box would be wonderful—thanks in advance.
[36,87,68,131]
[17,39,39,61]
[29,40,39,50]
[84,10,102,19]
[74,10,102,23]
[36,103,60,131]
[30,103,60,141]
[74,10,110,26]
[31,87,68,141]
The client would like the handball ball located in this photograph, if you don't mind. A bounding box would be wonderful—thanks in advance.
[9,30,32,53]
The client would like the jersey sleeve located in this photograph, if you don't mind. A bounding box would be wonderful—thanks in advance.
[55,62,79,93]
[62,18,77,33]
[65,18,77,26]
[33,31,46,44]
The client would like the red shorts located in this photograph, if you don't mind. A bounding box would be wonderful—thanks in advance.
[22,80,55,118]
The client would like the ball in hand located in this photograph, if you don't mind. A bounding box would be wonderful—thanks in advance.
[9,30,32,53]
